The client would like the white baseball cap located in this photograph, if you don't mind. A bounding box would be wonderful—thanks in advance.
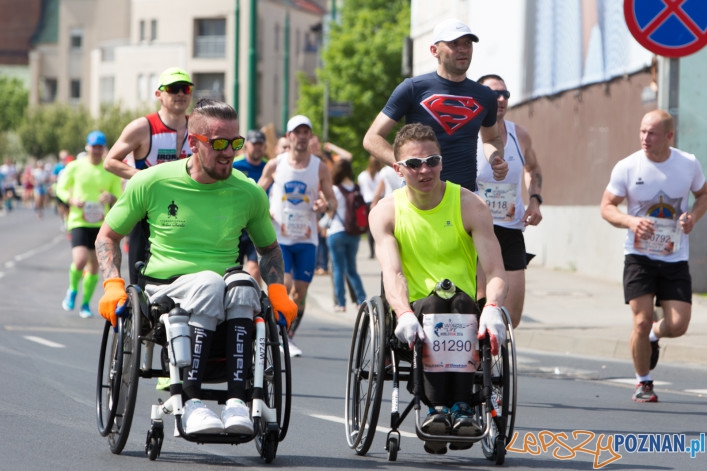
[286,115,313,133]
[432,19,479,44]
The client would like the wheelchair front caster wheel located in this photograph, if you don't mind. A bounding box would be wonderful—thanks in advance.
[386,435,399,462]
[145,423,164,461]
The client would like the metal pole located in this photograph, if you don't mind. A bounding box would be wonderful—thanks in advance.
[233,0,240,109]
[247,0,258,130]
[282,3,290,133]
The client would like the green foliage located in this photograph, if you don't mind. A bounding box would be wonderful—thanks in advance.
[15,102,149,160]
[17,103,91,158]
[0,76,29,132]
[296,0,411,175]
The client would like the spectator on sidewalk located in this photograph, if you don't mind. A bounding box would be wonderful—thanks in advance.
[357,156,383,258]
[327,159,367,311]
[600,110,707,403]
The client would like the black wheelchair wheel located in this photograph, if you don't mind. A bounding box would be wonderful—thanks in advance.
[106,285,144,454]
[255,312,282,461]
[277,323,292,441]
[478,309,517,465]
[344,296,386,455]
[96,320,123,437]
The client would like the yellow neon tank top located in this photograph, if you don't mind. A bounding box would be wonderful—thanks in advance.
[393,182,477,302]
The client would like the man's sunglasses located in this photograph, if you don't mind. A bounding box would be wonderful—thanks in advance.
[493,89,511,100]
[159,83,193,95]
[191,133,245,151]
[398,154,442,170]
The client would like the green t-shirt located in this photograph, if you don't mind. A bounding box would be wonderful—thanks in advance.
[55,158,123,230]
[393,182,477,302]
[105,158,275,279]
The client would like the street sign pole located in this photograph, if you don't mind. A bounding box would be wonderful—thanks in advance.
[657,56,680,147]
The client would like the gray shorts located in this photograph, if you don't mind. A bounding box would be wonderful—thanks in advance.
[145,270,261,331]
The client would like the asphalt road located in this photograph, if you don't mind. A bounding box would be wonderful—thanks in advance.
[1,207,706,470]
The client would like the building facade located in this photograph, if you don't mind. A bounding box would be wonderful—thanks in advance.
[27,0,326,135]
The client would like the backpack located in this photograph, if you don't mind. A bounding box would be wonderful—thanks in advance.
[336,184,369,235]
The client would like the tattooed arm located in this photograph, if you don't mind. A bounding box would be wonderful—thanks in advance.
[95,222,125,281]
[256,240,286,286]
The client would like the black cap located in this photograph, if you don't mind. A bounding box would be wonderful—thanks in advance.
[246,129,266,143]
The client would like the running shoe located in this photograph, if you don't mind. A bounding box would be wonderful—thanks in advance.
[79,303,93,318]
[62,289,77,311]
[288,338,302,357]
[649,340,660,370]
[421,406,451,435]
[182,399,223,434]
[450,402,482,437]
[222,398,254,434]
[632,381,658,403]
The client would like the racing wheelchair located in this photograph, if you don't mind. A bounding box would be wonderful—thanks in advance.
[344,293,517,464]
[94,274,292,463]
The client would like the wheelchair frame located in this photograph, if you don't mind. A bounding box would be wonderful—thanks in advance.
[95,283,292,463]
[344,295,517,464]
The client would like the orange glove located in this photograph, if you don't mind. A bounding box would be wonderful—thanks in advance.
[99,278,128,327]
[268,283,298,329]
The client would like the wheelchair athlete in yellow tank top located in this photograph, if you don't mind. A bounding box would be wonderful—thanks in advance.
[368,123,508,455]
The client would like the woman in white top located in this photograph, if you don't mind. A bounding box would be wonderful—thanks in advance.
[328,159,368,311]
[357,156,383,258]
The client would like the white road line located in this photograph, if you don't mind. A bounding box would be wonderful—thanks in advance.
[24,336,66,348]
[684,389,707,396]
[311,413,417,438]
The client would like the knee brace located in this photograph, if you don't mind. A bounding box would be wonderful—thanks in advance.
[224,268,261,320]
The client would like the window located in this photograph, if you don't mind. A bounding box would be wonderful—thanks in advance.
[100,76,115,104]
[70,79,81,100]
[150,19,157,41]
[193,73,225,101]
[194,19,226,58]
[139,20,145,42]
[137,74,148,101]
[70,28,83,49]
[41,78,57,103]
[275,23,280,53]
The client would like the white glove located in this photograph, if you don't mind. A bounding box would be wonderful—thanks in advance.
[478,305,506,356]
[394,311,425,348]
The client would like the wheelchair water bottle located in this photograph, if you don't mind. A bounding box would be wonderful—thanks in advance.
[434,279,456,299]
[167,304,192,368]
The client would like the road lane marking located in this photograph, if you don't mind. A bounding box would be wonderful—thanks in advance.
[608,378,670,386]
[5,325,102,334]
[311,413,417,438]
[24,336,65,348]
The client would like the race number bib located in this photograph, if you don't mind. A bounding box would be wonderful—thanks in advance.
[478,182,517,221]
[633,216,681,256]
[421,313,479,373]
[281,206,311,239]
[82,201,105,223]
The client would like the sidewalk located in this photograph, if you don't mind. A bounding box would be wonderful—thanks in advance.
[305,242,707,367]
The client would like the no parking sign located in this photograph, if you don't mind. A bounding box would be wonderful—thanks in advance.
[624,0,707,57]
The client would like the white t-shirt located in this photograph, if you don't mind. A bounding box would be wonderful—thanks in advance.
[379,166,404,196]
[606,148,706,261]
[357,170,381,204]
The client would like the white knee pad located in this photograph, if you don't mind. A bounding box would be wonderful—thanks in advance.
[224,269,262,320]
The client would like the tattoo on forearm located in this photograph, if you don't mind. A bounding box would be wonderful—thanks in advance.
[259,245,285,285]
[536,173,543,189]
[96,239,122,280]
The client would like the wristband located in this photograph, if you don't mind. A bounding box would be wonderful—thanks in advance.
[397,310,414,319]
[530,194,543,205]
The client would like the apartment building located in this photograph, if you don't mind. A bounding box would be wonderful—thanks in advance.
[28,0,326,133]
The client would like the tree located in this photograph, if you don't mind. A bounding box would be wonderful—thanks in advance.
[0,76,29,132]
[296,0,410,173]
[17,104,91,158]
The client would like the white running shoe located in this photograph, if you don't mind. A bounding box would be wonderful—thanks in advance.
[288,338,302,357]
[182,399,224,434]
[222,398,254,434]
